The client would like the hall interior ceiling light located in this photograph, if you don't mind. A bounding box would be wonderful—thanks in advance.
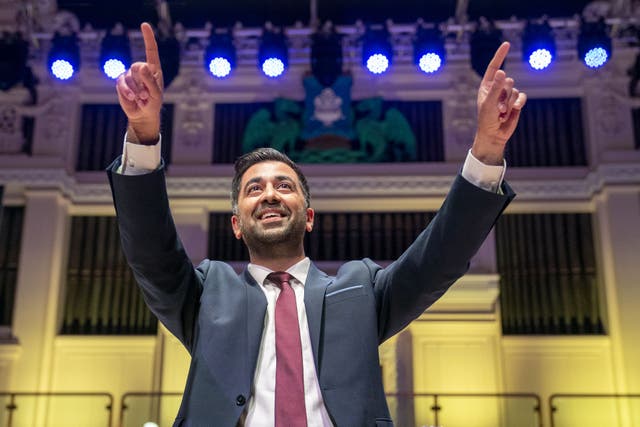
[48,32,80,80]
[258,27,288,78]
[413,25,445,74]
[577,18,611,69]
[522,20,556,71]
[100,26,132,79]
[204,31,236,78]
[362,25,393,75]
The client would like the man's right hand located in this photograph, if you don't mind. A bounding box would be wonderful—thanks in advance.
[116,22,164,144]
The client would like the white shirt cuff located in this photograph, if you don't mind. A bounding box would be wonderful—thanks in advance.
[118,132,162,175]
[461,149,506,193]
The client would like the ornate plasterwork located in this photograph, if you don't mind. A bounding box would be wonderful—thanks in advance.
[175,100,210,148]
[446,67,479,148]
[37,93,75,151]
[167,67,213,97]
[586,69,630,138]
[0,104,25,154]
[0,163,638,204]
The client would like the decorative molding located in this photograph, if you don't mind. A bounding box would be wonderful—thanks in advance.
[425,274,500,314]
[175,100,211,148]
[0,104,25,153]
[0,163,639,204]
[446,67,478,149]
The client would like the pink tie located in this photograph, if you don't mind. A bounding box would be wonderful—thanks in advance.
[267,272,308,427]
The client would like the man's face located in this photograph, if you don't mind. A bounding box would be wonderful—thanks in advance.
[231,161,314,249]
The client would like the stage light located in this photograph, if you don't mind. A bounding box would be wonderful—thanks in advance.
[413,25,445,74]
[100,24,131,79]
[529,49,553,70]
[470,17,503,77]
[310,21,343,87]
[258,26,288,78]
[204,32,236,78]
[522,21,556,71]
[48,32,80,80]
[157,34,180,88]
[362,26,393,74]
[577,18,611,69]
[0,32,29,91]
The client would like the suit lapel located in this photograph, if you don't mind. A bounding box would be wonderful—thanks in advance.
[304,263,332,373]
[243,269,268,377]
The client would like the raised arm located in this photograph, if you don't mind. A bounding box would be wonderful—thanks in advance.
[375,43,525,340]
[109,23,202,350]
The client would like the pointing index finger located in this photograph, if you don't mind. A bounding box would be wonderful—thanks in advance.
[140,22,161,66]
[482,41,510,83]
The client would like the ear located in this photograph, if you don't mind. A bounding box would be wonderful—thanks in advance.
[231,215,243,240]
[305,208,315,232]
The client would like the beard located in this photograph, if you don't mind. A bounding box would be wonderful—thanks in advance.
[239,205,307,257]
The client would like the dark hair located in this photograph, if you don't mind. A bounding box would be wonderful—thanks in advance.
[231,148,311,214]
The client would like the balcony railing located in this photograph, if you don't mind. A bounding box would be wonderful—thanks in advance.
[3,390,640,426]
[549,393,640,427]
[0,392,113,427]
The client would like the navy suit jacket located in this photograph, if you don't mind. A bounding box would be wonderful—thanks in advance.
[107,161,514,427]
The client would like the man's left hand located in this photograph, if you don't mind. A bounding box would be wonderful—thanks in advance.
[473,42,527,165]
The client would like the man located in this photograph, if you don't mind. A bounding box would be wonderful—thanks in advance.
[108,23,526,427]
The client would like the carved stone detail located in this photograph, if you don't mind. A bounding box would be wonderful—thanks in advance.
[447,68,478,148]
[584,70,628,139]
[37,93,75,154]
[176,100,210,148]
[168,67,212,97]
[0,105,25,153]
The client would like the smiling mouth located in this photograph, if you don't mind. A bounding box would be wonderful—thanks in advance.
[256,211,287,224]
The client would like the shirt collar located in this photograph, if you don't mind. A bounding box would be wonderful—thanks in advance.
[247,257,311,287]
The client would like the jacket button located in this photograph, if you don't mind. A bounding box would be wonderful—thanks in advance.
[236,395,246,406]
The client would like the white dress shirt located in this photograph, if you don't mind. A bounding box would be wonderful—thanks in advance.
[244,258,333,426]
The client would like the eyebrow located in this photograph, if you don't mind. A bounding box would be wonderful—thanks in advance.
[243,175,296,190]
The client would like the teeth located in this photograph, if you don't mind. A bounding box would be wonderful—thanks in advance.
[262,213,281,219]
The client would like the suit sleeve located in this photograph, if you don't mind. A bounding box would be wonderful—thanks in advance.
[107,157,204,351]
[373,174,514,342]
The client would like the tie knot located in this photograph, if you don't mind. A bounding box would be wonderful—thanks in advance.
[267,271,293,289]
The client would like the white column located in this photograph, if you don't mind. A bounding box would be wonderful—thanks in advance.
[10,190,69,392]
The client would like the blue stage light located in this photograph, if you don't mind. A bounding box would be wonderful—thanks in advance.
[578,19,611,69]
[413,26,445,74]
[261,58,285,77]
[48,33,80,80]
[584,47,608,68]
[103,59,126,79]
[258,27,288,78]
[418,53,442,74]
[362,26,393,75]
[522,21,555,71]
[209,57,232,78]
[204,32,236,78]
[100,26,131,79]
[51,60,74,80]
[366,53,389,74]
[528,48,553,70]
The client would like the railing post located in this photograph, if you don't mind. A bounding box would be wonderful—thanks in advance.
[431,394,440,426]
[6,393,16,427]
[106,394,113,427]
[120,394,128,427]
[549,395,556,427]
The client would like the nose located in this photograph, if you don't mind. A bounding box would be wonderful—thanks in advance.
[261,183,280,204]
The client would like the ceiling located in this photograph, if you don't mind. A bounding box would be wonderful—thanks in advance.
[57,0,593,29]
